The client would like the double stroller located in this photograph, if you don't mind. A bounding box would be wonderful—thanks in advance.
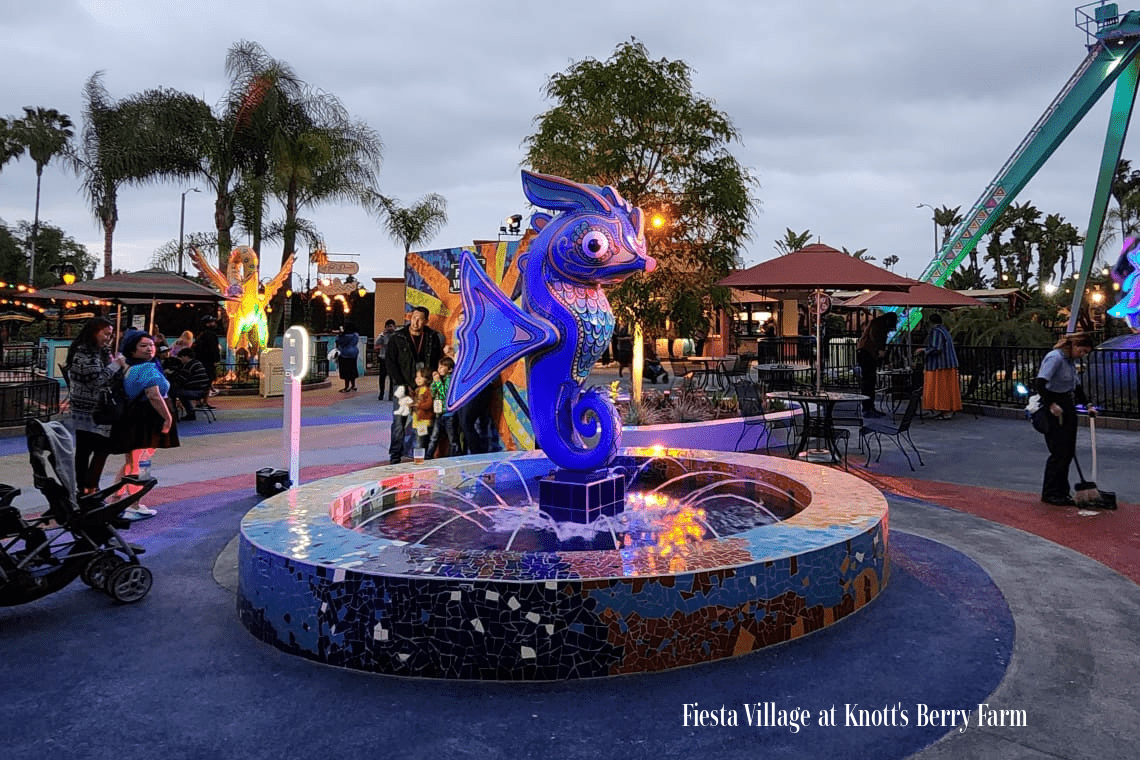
[0,419,156,607]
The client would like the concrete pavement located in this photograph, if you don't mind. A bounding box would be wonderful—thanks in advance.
[0,371,1137,759]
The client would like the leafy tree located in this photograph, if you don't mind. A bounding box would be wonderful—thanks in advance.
[523,39,758,340]
[946,303,1054,348]
[946,266,987,289]
[374,193,448,254]
[774,228,811,256]
[0,117,24,173]
[880,254,900,270]
[71,73,213,276]
[0,221,97,287]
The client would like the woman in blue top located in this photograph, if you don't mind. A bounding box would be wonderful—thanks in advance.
[917,313,962,420]
[335,321,361,392]
[1034,332,1096,506]
[110,331,179,517]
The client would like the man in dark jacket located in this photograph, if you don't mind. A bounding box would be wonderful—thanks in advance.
[168,348,213,420]
[192,314,222,401]
[385,306,443,464]
[855,311,899,415]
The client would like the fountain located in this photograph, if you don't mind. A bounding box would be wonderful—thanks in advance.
[236,172,890,679]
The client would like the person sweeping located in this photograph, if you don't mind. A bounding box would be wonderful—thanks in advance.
[1033,332,1096,507]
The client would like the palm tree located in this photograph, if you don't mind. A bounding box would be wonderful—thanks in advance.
[375,193,449,254]
[12,107,73,285]
[72,73,211,275]
[0,117,24,173]
[774,228,811,255]
[881,254,900,270]
[1037,213,1082,286]
[841,246,874,261]
[269,96,382,268]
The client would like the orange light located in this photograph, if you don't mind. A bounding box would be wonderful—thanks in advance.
[650,214,666,229]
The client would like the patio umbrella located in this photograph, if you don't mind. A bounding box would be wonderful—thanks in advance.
[719,244,913,392]
[840,280,988,309]
[719,244,915,292]
[35,269,231,345]
[840,280,989,354]
[37,269,229,303]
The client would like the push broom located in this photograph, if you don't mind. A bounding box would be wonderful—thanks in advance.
[1074,413,1116,510]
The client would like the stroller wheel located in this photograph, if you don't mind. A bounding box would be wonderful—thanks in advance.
[82,552,125,590]
[105,564,153,603]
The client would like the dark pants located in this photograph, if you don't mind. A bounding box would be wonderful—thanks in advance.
[427,414,459,458]
[376,363,391,400]
[74,429,113,493]
[389,411,413,464]
[1042,402,1078,499]
[457,388,493,455]
[857,348,879,412]
[172,389,207,418]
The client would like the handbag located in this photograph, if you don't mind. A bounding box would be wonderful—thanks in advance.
[92,370,129,425]
[1029,404,1055,435]
[328,347,340,362]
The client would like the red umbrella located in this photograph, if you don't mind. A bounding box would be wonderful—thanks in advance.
[841,280,988,308]
[718,244,914,291]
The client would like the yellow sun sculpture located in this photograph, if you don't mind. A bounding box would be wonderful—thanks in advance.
[190,245,295,356]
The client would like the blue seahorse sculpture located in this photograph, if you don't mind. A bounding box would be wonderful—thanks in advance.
[446,170,656,472]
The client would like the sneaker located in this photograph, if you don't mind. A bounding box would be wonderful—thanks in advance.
[122,505,157,520]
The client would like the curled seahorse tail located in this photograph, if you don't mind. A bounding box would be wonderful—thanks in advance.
[534,383,621,471]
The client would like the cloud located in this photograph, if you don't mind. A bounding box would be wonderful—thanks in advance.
[0,0,1127,292]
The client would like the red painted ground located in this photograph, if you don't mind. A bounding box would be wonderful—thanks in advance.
[852,470,1140,585]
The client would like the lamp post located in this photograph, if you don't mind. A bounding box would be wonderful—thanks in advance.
[178,187,200,276]
[916,203,938,256]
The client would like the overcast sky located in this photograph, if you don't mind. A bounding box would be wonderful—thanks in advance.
[0,0,1128,290]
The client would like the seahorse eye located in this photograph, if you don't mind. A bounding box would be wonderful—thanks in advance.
[581,231,609,260]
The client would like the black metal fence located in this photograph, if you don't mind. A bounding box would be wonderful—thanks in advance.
[213,356,330,390]
[737,337,1139,418]
[0,370,60,426]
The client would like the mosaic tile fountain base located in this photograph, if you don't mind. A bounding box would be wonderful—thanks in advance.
[238,449,889,680]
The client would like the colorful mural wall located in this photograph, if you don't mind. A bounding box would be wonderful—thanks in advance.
[403,237,534,451]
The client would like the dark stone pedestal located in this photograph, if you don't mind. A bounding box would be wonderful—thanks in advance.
[538,469,626,524]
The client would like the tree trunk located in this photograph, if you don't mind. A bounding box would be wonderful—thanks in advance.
[215,192,234,271]
[30,169,42,286]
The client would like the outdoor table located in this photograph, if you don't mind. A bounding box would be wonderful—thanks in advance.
[687,356,729,390]
[877,368,919,413]
[766,390,868,464]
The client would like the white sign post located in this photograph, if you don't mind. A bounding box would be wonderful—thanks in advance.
[282,326,310,488]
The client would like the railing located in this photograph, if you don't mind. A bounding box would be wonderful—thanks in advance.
[0,372,60,426]
[816,343,1139,418]
[213,356,330,390]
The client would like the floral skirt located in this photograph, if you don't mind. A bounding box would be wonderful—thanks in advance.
[923,368,962,413]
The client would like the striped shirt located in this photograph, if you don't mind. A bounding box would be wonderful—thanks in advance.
[923,325,958,371]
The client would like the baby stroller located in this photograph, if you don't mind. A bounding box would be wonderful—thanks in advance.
[0,419,156,607]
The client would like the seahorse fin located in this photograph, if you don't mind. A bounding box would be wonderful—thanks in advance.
[447,250,558,410]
